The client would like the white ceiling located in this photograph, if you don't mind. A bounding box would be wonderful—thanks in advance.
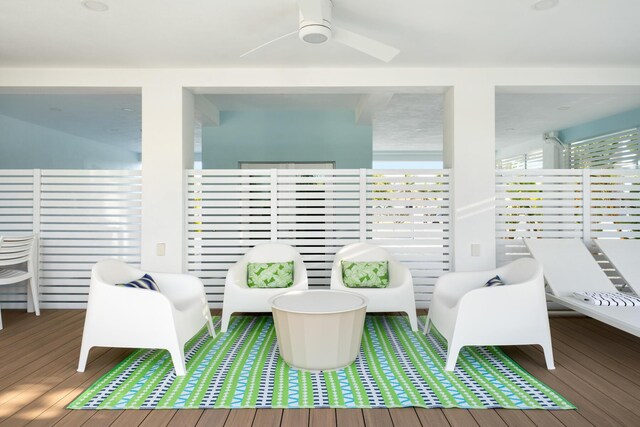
[1,0,639,67]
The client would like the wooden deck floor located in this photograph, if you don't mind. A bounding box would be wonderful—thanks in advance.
[0,310,639,426]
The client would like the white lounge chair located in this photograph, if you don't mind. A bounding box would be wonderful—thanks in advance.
[330,242,418,331]
[595,239,640,295]
[425,257,554,371]
[77,259,214,376]
[221,243,308,333]
[524,238,640,338]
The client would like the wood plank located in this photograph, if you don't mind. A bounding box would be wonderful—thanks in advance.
[388,408,421,426]
[139,410,177,426]
[443,409,479,427]
[224,409,256,427]
[335,409,364,427]
[469,409,508,427]
[196,410,229,426]
[362,409,392,427]
[310,408,335,427]
[109,410,151,427]
[79,410,124,426]
[167,410,204,427]
[414,408,450,426]
[251,409,282,427]
[281,409,309,427]
[494,410,535,427]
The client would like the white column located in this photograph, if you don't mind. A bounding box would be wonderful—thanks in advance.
[443,83,496,271]
[141,85,194,272]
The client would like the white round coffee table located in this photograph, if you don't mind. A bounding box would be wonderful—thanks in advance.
[270,290,368,371]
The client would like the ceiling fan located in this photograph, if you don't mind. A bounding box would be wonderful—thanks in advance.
[240,0,399,63]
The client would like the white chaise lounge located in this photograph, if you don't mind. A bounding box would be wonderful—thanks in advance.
[524,238,640,338]
[595,239,640,295]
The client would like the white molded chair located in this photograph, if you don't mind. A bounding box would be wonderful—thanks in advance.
[77,259,214,376]
[0,234,39,330]
[330,242,418,331]
[425,257,554,371]
[221,243,308,333]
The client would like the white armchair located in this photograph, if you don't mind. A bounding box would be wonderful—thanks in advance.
[221,243,308,333]
[330,242,418,331]
[425,257,554,371]
[77,259,214,376]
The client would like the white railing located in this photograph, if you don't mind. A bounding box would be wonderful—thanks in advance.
[496,169,640,287]
[186,169,452,308]
[0,170,142,309]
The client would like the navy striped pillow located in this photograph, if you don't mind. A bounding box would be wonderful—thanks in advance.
[484,275,505,287]
[116,274,160,291]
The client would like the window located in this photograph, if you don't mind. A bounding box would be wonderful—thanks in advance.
[568,128,639,169]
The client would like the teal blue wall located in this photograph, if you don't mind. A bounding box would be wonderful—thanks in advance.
[0,114,140,169]
[202,110,372,169]
[559,107,640,143]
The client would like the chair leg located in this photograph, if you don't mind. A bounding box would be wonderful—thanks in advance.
[27,277,40,316]
[445,342,462,371]
[541,340,555,370]
[406,309,418,332]
[220,310,233,333]
[77,341,92,372]
[206,317,216,338]
[169,347,187,376]
[423,315,432,335]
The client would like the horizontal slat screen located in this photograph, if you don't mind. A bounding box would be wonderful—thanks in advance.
[569,128,639,169]
[186,169,451,308]
[496,169,640,288]
[0,170,142,309]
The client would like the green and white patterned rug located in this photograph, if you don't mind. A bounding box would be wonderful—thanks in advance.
[69,315,574,410]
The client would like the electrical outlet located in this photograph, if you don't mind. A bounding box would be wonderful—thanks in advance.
[157,243,166,256]
[471,244,480,257]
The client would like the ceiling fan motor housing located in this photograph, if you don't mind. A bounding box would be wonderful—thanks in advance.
[298,0,333,44]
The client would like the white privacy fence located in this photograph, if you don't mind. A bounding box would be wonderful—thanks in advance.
[496,169,640,287]
[0,170,142,309]
[186,169,452,308]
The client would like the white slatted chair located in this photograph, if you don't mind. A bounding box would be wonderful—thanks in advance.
[425,257,554,371]
[330,242,418,331]
[78,259,214,376]
[0,234,39,330]
[525,238,640,338]
[221,243,308,333]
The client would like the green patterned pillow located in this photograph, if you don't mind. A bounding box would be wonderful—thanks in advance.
[247,261,294,288]
[341,260,389,288]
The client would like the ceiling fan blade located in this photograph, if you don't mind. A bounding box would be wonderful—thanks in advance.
[332,27,399,62]
[240,30,298,58]
[298,0,323,22]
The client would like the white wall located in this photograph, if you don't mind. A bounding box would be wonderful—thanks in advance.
[1,67,639,272]
[0,113,139,169]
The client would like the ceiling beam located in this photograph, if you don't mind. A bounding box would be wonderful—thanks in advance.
[195,96,220,126]
[355,93,394,125]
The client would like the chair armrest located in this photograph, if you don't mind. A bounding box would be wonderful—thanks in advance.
[151,272,206,302]
[225,261,249,288]
[432,269,498,306]
[388,260,412,288]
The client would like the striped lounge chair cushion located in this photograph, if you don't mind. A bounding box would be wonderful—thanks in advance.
[116,274,160,291]
[573,291,640,307]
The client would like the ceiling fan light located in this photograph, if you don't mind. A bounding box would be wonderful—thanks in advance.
[299,24,332,44]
